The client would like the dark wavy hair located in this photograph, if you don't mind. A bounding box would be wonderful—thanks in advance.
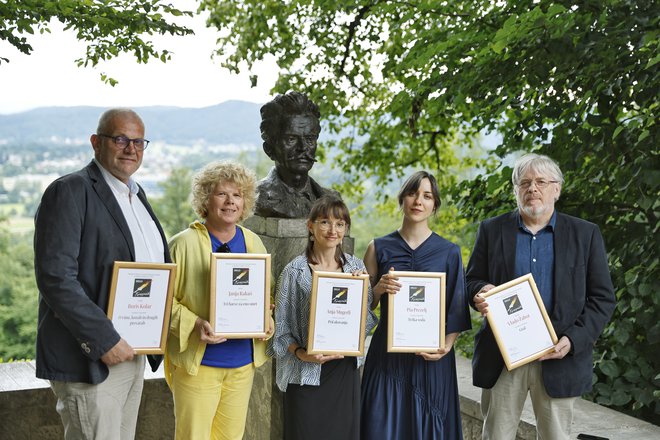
[397,171,441,213]
[260,91,321,159]
[305,196,351,266]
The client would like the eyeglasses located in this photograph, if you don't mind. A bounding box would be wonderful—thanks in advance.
[314,220,347,231]
[98,134,150,150]
[215,243,231,253]
[516,179,559,190]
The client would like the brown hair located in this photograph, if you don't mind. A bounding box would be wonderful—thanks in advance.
[397,171,441,213]
[305,196,350,266]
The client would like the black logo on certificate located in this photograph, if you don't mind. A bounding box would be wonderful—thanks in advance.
[409,286,425,302]
[232,268,250,285]
[332,287,348,304]
[503,295,522,315]
[132,278,152,297]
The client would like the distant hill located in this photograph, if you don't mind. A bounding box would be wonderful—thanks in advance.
[0,101,264,146]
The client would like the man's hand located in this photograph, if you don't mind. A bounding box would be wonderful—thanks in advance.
[474,284,496,316]
[539,336,572,361]
[101,338,135,366]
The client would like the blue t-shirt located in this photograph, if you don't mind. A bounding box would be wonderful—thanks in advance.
[201,227,254,368]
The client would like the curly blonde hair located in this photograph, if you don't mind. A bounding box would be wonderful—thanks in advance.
[191,161,257,223]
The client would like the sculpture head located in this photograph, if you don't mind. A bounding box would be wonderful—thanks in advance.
[260,92,321,181]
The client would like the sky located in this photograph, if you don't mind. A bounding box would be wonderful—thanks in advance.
[0,1,278,115]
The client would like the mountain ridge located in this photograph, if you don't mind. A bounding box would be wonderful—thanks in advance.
[0,100,264,146]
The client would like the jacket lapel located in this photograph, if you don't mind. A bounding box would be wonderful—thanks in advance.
[500,211,518,281]
[552,212,569,316]
[86,161,135,260]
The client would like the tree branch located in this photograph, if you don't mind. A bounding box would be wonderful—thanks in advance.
[339,5,372,76]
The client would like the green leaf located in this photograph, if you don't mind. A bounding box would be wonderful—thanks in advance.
[610,389,632,406]
[612,125,624,139]
[599,360,620,378]
[638,130,650,142]
[647,323,660,344]
[547,4,567,17]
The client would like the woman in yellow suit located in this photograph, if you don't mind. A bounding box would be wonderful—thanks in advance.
[165,161,271,440]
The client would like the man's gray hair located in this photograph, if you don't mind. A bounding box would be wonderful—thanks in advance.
[512,153,564,187]
[96,108,144,134]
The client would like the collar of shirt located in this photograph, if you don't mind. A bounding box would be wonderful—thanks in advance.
[94,158,139,198]
[516,209,557,234]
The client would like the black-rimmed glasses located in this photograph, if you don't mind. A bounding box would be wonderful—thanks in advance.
[98,134,150,150]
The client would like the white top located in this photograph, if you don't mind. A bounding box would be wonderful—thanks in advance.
[94,159,164,263]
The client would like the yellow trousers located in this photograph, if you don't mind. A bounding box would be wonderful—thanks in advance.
[171,363,255,440]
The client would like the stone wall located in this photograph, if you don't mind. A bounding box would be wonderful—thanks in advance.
[3,357,659,439]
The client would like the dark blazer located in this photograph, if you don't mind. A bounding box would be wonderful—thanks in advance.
[466,211,615,398]
[34,161,170,384]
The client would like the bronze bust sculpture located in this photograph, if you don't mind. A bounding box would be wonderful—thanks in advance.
[255,92,339,218]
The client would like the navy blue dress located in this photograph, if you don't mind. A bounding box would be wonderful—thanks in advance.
[361,231,471,440]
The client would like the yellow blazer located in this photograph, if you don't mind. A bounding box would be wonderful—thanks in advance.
[164,220,270,386]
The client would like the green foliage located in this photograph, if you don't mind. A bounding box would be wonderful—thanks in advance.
[0,0,193,83]
[151,167,195,238]
[0,221,37,360]
[204,0,659,422]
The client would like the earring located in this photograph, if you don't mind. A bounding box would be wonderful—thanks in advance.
[310,236,315,242]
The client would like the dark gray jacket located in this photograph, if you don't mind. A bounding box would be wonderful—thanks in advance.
[34,161,170,384]
[466,211,615,398]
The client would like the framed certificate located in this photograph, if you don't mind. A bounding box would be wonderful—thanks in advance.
[107,261,177,354]
[387,271,445,353]
[482,273,558,370]
[307,271,370,356]
[209,253,271,338]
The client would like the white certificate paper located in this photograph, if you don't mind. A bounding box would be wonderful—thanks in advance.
[307,271,369,356]
[210,254,270,338]
[483,274,558,370]
[107,262,176,354]
[388,271,445,353]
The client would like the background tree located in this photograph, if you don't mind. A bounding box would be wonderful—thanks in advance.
[152,167,195,238]
[0,0,193,84]
[201,0,659,422]
[0,219,38,361]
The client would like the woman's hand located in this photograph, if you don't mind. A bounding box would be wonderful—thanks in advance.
[289,344,344,365]
[260,304,276,341]
[416,332,459,361]
[293,346,343,364]
[416,347,452,361]
[195,317,227,344]
[373,267,401,296]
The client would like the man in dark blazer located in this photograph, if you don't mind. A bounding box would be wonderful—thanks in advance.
[34,108,170,440]
[466,153,615,439]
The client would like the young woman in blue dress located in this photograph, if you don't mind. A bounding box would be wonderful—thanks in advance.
[360,171,471,440]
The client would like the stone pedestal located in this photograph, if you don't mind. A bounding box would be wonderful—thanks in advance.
[241,215,354,439]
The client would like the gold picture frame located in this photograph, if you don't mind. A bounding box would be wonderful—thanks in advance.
[107,261,177,354]
[307,270,370,356]
[209,253,271,338]
[482,273,558,370]
[387,271,446,353]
